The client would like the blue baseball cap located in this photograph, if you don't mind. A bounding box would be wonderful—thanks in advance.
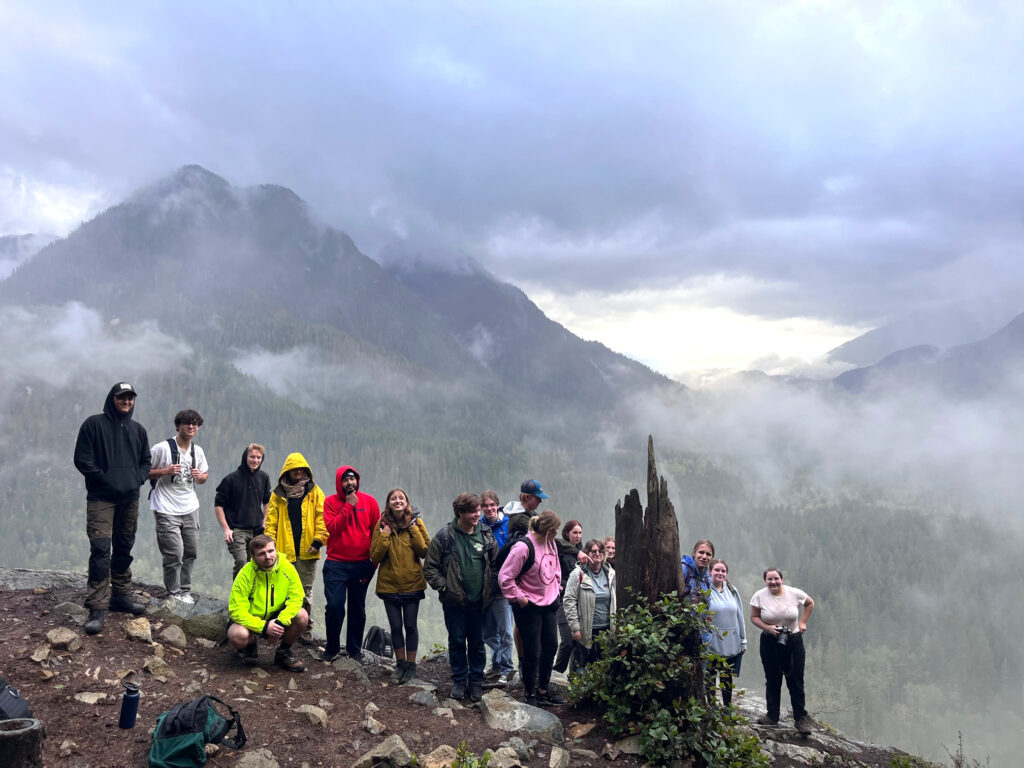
[520,479,550,499]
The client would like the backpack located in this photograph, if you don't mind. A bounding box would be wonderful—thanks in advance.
[148,695,246,768]
[149,438,196,497]
[362,625,394,658]
[493,534,535,581]
[0,676,31,720]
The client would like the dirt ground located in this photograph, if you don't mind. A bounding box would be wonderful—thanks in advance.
[0,583,643,768]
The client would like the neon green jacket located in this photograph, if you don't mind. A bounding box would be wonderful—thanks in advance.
[228,555,305,634]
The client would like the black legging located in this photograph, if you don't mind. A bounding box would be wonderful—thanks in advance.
[511,601,559,696]
[383,597,421,653]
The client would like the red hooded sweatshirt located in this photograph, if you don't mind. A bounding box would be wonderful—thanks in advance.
[324,465,381,562]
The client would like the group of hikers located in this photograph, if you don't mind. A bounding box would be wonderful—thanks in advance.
[73,381,813,727]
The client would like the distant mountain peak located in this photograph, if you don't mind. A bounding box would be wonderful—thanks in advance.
[127,164,236,213]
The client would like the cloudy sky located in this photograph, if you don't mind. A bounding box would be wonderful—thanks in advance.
[3,1,1023,378]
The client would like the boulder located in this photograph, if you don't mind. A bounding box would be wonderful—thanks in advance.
[480,691,563,746]
[147,594,230,643]
[125,617,152,643]
[352,734,413,768]
[46,627,81,652]
[158,624,187,648]
[294,704,328,728]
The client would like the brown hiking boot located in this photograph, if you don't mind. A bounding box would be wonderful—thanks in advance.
[274,647,305,673]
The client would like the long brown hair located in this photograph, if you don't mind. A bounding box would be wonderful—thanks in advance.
[384,487,413,528]
[530,509,561,540]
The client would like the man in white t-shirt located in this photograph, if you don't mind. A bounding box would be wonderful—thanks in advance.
[149,409,209,604]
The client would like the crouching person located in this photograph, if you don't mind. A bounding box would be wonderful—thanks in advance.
[227,534,308,672]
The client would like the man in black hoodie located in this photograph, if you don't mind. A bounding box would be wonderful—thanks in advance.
[73,382,152,635]
[214,443,272,578]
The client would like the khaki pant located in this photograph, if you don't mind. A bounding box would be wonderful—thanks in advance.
[85,499,139,610]
[227,528,260,578]
[293,557,318,629]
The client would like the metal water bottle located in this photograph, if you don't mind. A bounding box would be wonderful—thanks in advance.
[118,681,140,729]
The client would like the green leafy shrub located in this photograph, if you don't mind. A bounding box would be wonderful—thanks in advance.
[571,590,768,767]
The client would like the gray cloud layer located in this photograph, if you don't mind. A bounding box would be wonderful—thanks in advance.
[3,2,1024,327]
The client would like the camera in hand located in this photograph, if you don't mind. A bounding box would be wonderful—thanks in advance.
[775,625,791,646]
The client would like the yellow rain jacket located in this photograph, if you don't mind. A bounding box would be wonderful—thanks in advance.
[266,452,328,562]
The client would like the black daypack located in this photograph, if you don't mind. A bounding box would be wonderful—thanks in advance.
[0,676,31,720]
[148,695,245,768]
[362,625,394,658]
[493,534,535,580]
[149,438,196,497]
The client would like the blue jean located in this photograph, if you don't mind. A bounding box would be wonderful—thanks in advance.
[482,595,515,674]
[443,602,486,686]
[323,559,375,657]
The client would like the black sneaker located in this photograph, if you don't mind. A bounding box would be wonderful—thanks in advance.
[451,681,467,700]
[83,609,105,635]
[320,648,341,663]
[109,595,145,615]
[795,716,814,734]
[483,664,500,681]
[756,714,779,725]
[537,691,565,706]
[240,642,259,666]
[469,684,483,702]
[525,694,539,707]
[274,648,305,673]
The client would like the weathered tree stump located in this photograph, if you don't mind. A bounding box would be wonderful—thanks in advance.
[0,718,45,768]
[615,435,684,610]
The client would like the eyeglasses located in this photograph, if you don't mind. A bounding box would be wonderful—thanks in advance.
[114,394,136,401]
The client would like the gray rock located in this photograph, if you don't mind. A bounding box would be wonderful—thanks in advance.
[490,747,525,767]
[419,745,459,768]
[352,733,412,768]
[409,689,439,707]
[432,707,453,718]
[294,704,328,727]
[0,567,84,591]
[55,602,89,625]
[767,741,825,762]
[401,676,437,693]
[363,714,386,735]
[158,624,188,648]
[46,627,82,652]
[235,747,281,768]
[480,691,563,746]
[571,747,599,759]
[147,594,230,642]
[548,745,570,768]
[333,657,372,688]
[614,734,641,754]
[143,655,173,677]
[500,736,536,762]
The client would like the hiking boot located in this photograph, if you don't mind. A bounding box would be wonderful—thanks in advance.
[109,595,145,615]
[391,661,407,683]
[240,641,259,666]
[537,690,565,706]
[469,683,483,702]
[274,647,305,673]
[484,664,501,681]
[400,661,417,684]
[795,716,814,735]
[451,681,467,700]
[83,609,105,635]
[756,714,779,726]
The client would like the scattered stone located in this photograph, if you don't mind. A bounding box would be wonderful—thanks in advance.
[362,714,386,735]
[614,735,641,755]
[38,669,55,680]
[480,692,563,745]
[32,587,48,595]
[409,689,439,707]
[158,624,187,648]
[767,740,825,763]
[55,602,89,625]
[567,721,596,739]
[500,736,536,762]
[183,680,202,695]
[420,745,458,768]
[318,698,333,710]
[124,617,153,643]
[571,747,599,759]
[402,677,437,693]
[235,747,281,768]
[205,743,220,756]
[287,678,297,691]
[152,643,165,658]
[30,645,50,663]
[432,706,453,719]
[294,704,328,728]
[195,637,218,649]
[46,627,82,652]
[602,742,620,760]
[489,747,525,768]
[352,733,413,768]
[441,698,465,710]
[143,656,173,677]
[59,739,77,757]
[548,745,570,768]
[333,657,372,688]
[74,692,107,705]
[251,668,270,679]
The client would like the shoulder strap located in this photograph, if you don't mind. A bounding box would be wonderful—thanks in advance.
[516,537,535,580]
[205,695,247,750]
[167,437,179,464]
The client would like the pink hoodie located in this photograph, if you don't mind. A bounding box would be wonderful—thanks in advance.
[498,531,561,606]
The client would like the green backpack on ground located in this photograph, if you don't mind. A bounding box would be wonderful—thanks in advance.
[148,695,246,768]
